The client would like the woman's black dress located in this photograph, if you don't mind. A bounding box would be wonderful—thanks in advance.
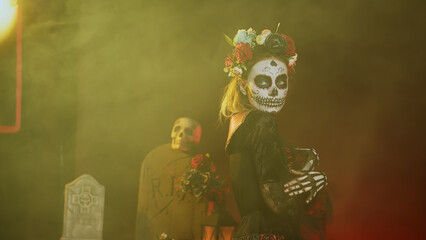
[226,110,329,240]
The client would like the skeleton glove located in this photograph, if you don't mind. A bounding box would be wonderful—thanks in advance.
[284,171,327,204]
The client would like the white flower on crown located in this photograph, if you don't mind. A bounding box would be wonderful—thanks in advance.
[255,29,272,45]
[233,66,243,75]
[256,35,266,45]
[247,28,256,37]
[288,53,298,69]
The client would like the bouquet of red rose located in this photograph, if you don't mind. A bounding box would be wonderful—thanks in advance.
[178,154,227,203]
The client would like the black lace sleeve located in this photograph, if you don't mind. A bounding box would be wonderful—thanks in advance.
[245,111,296,214]
[246,111,288,182]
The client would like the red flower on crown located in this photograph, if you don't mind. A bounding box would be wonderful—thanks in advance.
[234,42,253,63]
[282,34,296,57]
[225,54,233,68]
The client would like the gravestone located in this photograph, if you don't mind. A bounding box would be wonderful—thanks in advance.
[61,174,105,240]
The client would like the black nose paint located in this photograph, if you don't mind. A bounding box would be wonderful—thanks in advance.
[270,60,277,66]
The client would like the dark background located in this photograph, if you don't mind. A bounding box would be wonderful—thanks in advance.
[1,0,425,239]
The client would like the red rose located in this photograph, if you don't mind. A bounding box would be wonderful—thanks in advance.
[224,54,233,68]
[191,154,205,169]
[282,34,296,57]
[234,42,253,63]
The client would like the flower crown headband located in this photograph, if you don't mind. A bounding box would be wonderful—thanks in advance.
[223,24,298,78]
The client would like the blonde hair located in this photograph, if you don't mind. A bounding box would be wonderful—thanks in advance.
[219,77,253,122]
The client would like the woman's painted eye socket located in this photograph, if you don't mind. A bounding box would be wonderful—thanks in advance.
[276,74,288,89]
[254,75,272,89]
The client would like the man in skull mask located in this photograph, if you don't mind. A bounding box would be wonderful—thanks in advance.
[135,117,206,240]
[220,28,331,239]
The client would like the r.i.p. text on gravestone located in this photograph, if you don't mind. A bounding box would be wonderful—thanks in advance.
[61,174,105,240]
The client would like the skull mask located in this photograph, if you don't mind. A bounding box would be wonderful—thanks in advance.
[170,117,201,152]
[243,58,289,113]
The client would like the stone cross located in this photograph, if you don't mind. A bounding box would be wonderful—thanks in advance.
[61,174,105,240]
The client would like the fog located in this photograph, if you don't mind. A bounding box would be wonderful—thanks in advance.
[0,0,425,239]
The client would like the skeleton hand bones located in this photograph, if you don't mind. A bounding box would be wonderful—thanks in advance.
[284,171,327,204]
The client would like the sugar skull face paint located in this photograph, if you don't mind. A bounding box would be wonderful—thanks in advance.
[246,58,288,113]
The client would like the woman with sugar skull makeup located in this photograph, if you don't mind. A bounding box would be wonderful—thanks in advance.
[220,28,331,240]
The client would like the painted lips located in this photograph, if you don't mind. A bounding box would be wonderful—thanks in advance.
[253,95,285,108]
